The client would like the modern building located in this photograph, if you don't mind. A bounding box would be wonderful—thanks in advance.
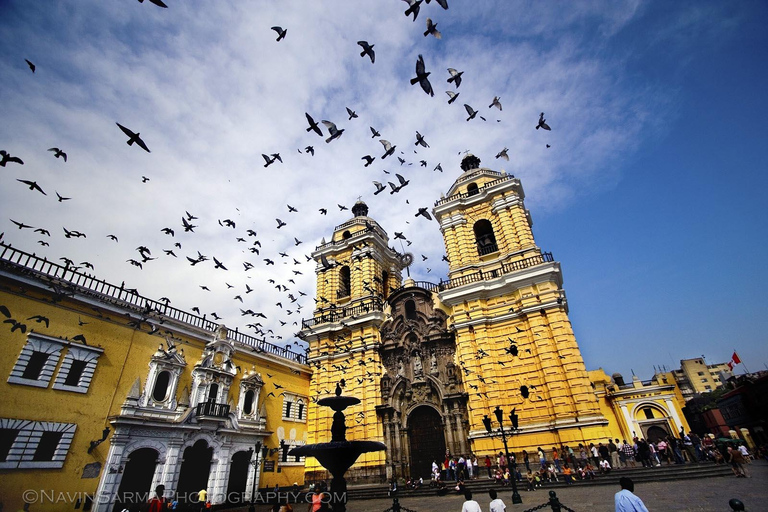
[0,243,310,512]
[671,358,733,401]
[300,155,691,482]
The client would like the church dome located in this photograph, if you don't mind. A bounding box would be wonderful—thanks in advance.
[352,200,369,217]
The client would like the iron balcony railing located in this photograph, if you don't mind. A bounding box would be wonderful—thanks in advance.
[434,174,514,206]
[0,242,307,365]
[438,252,554,291]
[196,401,230,418]
[302,296,383,329]
[388,281,440,295]
[477,243,499,256]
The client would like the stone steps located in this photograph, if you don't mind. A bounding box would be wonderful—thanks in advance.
[343,462,734,501]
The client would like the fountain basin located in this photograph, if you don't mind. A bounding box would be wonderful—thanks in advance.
[290,440,386,478]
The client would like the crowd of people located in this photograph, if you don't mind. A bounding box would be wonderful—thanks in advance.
[419,432,761,496]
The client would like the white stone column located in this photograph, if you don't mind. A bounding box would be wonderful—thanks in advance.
[160,440,184,495]
[664,398,684,432]
[93,440,127,512]
[208,449,230,505]
[619,405,637,438]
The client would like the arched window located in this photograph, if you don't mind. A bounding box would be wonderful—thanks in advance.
[338,266,351,298]
[382,270,389,298]
[467,183,479,196]
[152,371,170,402]
[473,219,498,255]
[405,300,417,320]
[243,389,255,415]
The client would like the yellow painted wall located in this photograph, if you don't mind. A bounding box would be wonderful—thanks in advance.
[0,276,310,510]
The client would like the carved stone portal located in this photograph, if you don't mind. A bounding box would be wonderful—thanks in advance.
[376,287,469,481]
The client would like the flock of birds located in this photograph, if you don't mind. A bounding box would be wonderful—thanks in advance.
[2,0,554,379]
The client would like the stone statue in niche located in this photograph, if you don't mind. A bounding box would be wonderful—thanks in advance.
[397,359,405,378]
[430,351,439,374]
[413,352,423,379]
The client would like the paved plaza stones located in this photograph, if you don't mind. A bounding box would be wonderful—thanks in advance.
[244,460,767,512]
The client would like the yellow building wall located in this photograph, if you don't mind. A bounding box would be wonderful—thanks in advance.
[0,280,310,510]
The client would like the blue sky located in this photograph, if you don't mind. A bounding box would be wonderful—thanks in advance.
[0,1,766,379]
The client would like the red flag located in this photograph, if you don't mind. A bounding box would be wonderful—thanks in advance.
[727,361,734,371]
[732,351,742,365]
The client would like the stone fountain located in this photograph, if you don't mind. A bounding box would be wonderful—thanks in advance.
[290,380,385,512]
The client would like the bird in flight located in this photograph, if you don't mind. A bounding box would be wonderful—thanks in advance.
[389,173,410,194]
[305,113,323,137]
[445,90,459,104]
[24,59,36,73]
[489,96,502,111]
[322,121,344,143]
[48,148,67,161]
[116,123,151,152]
[373,181,386,195]
[139,0,168,7]
[380,139,396,159]
[56,192,71,202]
[357,41,375,63]
[10,219,34,230]
[370,126,381,138]
[424,18,441,39]
[410,54,434,96]
[361,155,375,167]
[415,208,432,220]
[415,131,429,148]
[464,104,479,121]
[536,112,551,131]
[276,218,286,229]
[495,148,509,161]
[17,179,46,195]
[304,145,314,155]
[262,154,279,167]
[346,107,358,120]
[403,0,422,21]
[0,150,24,167]
[271,26,287,41]
[447,68,463,87]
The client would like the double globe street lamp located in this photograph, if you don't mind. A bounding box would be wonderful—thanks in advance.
[248,441,270,512]
[482,405,523,505]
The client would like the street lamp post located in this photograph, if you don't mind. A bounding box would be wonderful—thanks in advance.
[248,441,269,512]
[483,406,523,505]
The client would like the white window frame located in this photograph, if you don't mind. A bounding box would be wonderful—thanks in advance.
[281,393,307,423]
[8,335,66,388]
[0,418,76,469]
[52,345,102,393]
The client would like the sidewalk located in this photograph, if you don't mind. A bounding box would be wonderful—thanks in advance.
[243,460,767,511]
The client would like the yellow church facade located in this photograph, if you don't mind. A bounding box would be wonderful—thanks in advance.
[0,243,310,512]
[300,155,690,482]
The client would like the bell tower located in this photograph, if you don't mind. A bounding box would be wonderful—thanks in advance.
[300,201,405,482]
[433,155,609,455]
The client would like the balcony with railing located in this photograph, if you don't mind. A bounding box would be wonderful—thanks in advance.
[477,242,499,256]
[302,296,383,330]
[0,242,307,365]
[435,174,515,207]
[196,401,230,418]
[438,252,554,291]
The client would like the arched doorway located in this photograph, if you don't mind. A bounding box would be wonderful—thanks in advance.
[408,406,445,480]
[176,439,214,503]
[644,425,670,443]
[226,450,252,505]
[113,448,158,512]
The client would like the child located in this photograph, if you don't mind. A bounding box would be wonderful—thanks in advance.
[563,465,574,485]
[526,470,535,491]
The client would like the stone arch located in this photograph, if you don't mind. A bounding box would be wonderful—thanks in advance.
[121,438,168,462]
[630,401,670,420]
[473,219,498,255]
